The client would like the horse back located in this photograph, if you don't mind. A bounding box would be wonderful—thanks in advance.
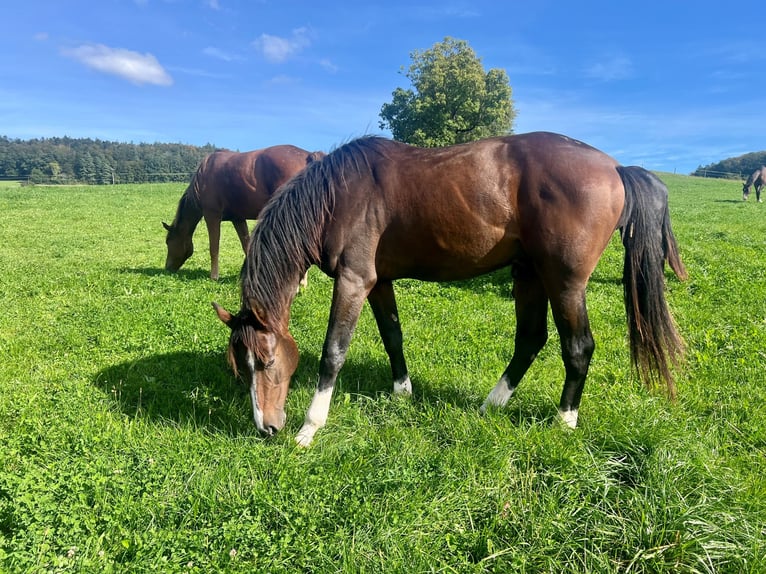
[197,146,312,220]
[323,133,626,283]
[255,145,317,196]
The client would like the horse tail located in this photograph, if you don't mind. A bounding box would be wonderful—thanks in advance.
[617,165,686,398]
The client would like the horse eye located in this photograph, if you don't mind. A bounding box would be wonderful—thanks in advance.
[263,358,275,369]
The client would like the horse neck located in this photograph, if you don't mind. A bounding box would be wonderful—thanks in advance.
[174,188,203,233]
[241,236,312,334]
[243,271,305,334]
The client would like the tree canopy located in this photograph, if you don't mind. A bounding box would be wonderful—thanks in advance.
[379,37,516,147]
[693,151,766,179]
[0,136,219,184]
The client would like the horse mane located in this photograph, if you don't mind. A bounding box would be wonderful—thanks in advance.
[240,136,387,330]
[168,155,209,229]
[188,154,211,206]
[745,166,766,186]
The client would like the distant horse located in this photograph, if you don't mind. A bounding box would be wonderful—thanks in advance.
[213,132,687,446]
[742,167,766,202]
[163,146,325,280]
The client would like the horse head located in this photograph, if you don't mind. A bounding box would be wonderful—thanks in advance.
[163,221,194,271]
[213,301,299,436]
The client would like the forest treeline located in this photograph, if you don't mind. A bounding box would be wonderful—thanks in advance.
[0,136,221,184]
[693,150,766,179]
[3,133,764,184]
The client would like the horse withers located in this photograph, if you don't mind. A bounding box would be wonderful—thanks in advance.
[742,167,766,202]
[213,132,687,446]
[163,146,325,280]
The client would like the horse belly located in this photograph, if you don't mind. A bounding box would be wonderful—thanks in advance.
[376,225,519,282]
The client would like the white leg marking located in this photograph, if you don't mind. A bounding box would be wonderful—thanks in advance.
[295,386,333,447]
[393,375,412,396]
[558,408,579,429]
[480,380,515,414]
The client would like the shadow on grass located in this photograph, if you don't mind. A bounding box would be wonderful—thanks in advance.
[93,350,246,434]
[93,350,322,435]
[93,345,565,437]
[445,267,625,297]
[446,267,515,298]
[120,266,239,282]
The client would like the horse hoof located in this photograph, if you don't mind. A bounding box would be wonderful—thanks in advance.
[558,408,579,429]
[295,425,317,447]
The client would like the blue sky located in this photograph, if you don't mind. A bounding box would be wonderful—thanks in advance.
[2,0,763,174]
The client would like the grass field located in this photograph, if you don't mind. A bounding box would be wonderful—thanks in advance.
[0,174,764,573]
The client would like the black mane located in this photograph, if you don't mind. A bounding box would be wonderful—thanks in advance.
[239,136,389,329]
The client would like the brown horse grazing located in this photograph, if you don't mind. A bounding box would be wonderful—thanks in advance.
[213,132,687,446]
[163,146,325,280]
[742,167,766,202]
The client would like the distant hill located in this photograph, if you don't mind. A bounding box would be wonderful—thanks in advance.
[0,136,222,184]
[693,151,766,180]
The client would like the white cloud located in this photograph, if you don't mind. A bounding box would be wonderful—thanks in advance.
[203,46,241,62]
[319,58,339,73]
[63,43,173,86]
[584,55,633,82]
[253,28,311,63]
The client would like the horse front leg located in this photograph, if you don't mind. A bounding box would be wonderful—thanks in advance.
[204,215,222,280]
[367,280,411,395]
[481,270,549,413]
[296,270,372,447]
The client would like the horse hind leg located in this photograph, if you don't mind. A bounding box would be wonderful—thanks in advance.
[232,219,250,253]
[481,268,549,414]
[548,286,595,429]
[367,280,412,395]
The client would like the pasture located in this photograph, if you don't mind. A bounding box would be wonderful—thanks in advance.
[0,174,764,572]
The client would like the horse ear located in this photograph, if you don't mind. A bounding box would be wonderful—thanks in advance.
[306,151,325,164]
[162,221,171,231]
[247,297,268,326]
[212,302,234,327]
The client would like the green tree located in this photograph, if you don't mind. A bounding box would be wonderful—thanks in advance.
[48,161,62,182]
[76,152,96,183]
[379,37,516,147]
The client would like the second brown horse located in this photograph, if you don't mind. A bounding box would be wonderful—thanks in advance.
[163,145,324,280]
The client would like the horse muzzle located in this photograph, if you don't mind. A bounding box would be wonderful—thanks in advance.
[257,410,287,437]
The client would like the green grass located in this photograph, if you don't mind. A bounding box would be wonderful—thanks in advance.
[0,175,764,573]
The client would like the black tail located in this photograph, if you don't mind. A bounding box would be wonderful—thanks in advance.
[617,166,686,398]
